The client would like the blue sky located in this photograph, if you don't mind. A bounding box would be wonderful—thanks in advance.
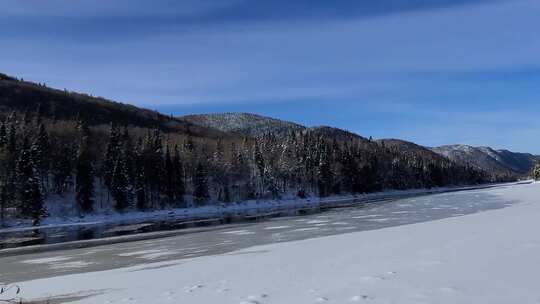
[1,0,539,153]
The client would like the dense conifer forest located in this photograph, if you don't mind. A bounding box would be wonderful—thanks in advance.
[0,74,510,226]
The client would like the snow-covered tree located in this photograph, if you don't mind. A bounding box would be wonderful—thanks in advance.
[533,163,540,181]
[143,128,164,208]
[102,123,121,192]
[16,138,45,225]
[213,137,225,164]
[111,157,130,211]
[32,123,50,191]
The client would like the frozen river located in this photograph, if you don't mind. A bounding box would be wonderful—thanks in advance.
[0,184,520,284]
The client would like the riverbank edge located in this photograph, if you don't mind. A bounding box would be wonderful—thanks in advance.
[0,182,524,257]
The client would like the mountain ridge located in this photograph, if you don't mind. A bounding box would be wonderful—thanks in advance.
[1,73,532,178]
[183,113,539,177]
[181,113,372,141]
[181,112,309,137]
[430,144,539,176]
[0,74,231,139]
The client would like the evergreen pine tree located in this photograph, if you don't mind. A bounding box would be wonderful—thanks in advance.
[75,121,95,213]
[193,162,209,205]
[317,143,334,197]
[51,142,75,195]
[213,138,225,164]
[111,157,130,211]
[106,126,134,212]
[533,163,540,181]
[253,140,265,196]
[164,145,175,205]
[0,186,7,227]
[22,108,32,126]
[0,122,6,147]
[120,127,135,207]
[7,121,17,155]
[32,123,50,191]
[172,145,185,206]
[145,128,164,207]
[134,138,147,210]
[16,138,45,225]
[103,123,120,192]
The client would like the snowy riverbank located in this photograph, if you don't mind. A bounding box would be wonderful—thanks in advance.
[6,182,540,303]
[0,183,506,234]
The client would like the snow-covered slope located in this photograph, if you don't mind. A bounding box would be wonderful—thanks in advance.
[12,182,540,304]
[182,113,371,142]
[431,144,539,175]
[479,147,539,174]
[378,138,444,160]
[181,113,306,137]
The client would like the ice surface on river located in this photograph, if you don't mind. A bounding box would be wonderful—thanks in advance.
[0,184,519,284]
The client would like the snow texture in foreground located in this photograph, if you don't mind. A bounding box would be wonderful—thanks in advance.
[12,183,540,304]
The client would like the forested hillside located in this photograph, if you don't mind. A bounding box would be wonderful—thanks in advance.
[431,144,539,177]
[0,74,507,226]
[0,73,227,139]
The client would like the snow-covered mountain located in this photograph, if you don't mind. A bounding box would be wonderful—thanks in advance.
[431,145,539,176]
[182,113,374,143]
[378,139,445,160]
[181,113,306,137]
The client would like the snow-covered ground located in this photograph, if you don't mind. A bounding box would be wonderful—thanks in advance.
[5,182,540,303]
